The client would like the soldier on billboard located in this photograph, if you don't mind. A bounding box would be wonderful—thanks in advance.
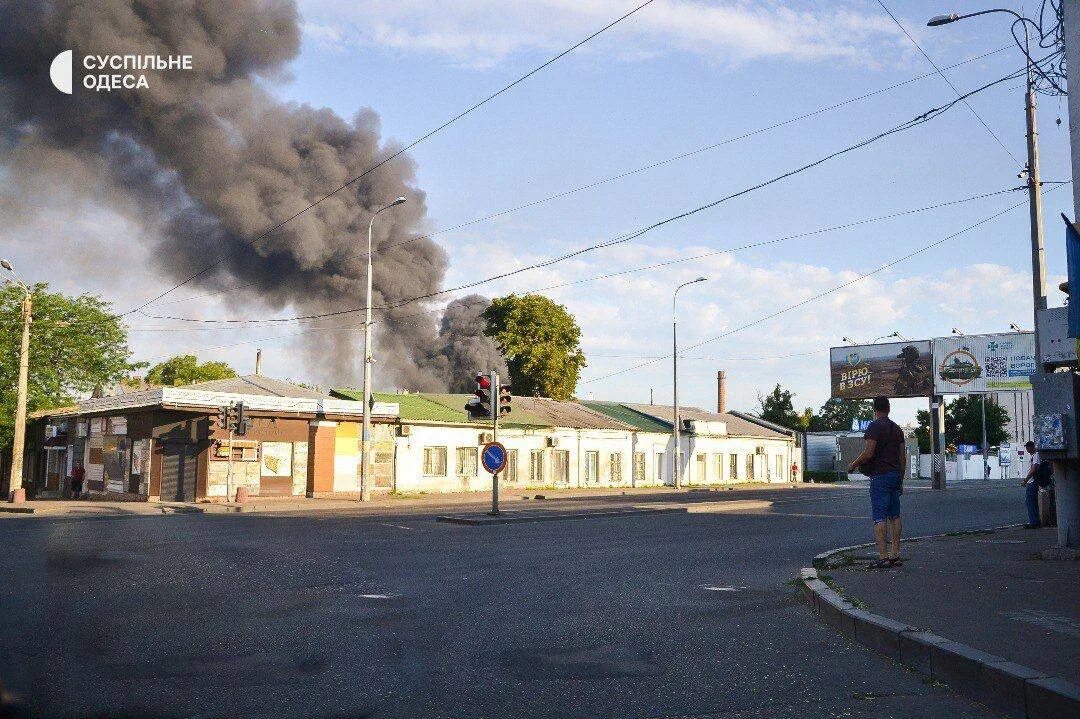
[893,345,928,396]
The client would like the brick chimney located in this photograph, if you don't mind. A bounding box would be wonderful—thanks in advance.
[716,370,727,414]
[255,349,263,376]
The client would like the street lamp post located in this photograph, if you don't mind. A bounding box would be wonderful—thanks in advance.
[1,260,31,503]
[928,8,1048,354]
[672,277,707,490]
[360,197,407,502]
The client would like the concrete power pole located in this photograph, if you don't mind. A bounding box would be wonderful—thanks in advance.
[1054,1,1080,547]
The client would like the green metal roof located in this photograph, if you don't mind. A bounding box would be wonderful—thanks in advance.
[332,389,548,428]
[581,401,671,433]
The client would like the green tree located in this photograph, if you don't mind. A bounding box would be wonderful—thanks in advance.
[0,283,140,446]
[757,384,808,431]
[811,397,874,431]
[482,294,586,401]
[915,396,1011,452]
[146,355,237,386]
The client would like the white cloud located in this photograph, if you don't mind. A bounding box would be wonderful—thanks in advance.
[299,0,908,68]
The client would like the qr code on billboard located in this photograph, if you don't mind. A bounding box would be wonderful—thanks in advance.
[985,356,1008,377]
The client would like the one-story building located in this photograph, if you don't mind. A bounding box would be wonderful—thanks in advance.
[22,376,796,501]
[24,375,397,501]
[331,390,798,490]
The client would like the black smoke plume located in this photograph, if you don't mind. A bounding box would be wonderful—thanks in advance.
[0,0,455,389]
[433,295,509,393]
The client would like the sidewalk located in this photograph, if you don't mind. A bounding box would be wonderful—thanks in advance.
[822,526,1080,687]
[0,481,831,518]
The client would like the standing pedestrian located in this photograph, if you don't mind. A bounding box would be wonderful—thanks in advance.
[790,461,798,484]
[1021,440,1048,528]
[70,461,85,500]
[848,396,906,569]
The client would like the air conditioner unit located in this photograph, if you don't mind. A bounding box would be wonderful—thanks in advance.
[546,437,559,447]
[480,432,494,444]
[755,446,767,455]
[397,425,412,437]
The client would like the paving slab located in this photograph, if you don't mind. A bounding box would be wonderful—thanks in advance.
[827,527,1080,686]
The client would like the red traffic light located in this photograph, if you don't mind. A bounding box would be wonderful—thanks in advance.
[476,374,491,389]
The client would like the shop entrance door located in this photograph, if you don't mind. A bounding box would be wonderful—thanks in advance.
[161,444,197,501]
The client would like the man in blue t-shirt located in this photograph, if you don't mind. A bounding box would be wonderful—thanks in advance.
[848,396,906,568]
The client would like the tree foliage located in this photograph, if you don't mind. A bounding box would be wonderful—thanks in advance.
[915,396,1011,452]
[757,384,806,431]
[0,283,139,445]
[482,294,586,401]
[146,355,238,386]
[810,397,874,431]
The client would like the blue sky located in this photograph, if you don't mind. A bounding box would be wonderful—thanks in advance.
[280,0,1071,422]
[9,0,1072,423]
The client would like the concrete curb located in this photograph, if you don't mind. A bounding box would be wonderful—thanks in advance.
[436,506,688,525]
[810,523,1025,569]
[799,529,1079,718]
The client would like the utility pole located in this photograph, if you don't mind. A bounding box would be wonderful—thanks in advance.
[2,260,31,503]
[931,395,945,490]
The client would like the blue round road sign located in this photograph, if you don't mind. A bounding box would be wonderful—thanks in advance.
[481,441,507,474]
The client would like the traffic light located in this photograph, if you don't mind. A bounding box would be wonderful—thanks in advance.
[466,372,493,420]
[234,401,247,435]
[497,383,512,418]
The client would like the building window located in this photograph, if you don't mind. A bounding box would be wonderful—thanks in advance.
[714,453,725,482]
[609,452,623,484]
[656,452,665,483]
[776,454,784,481]
[730,454,739,481]
[696,453,707,483]
[457,447,478,477]
[553,450,570,483]
[633,452,646,484]
[423,447,447,476]
[746,454,755,481]
[505,449,518,482]
[584,451,599,484]
[530,450,545,484]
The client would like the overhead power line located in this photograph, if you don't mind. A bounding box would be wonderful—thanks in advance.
[580,182,1069,385]
[119,0,659,317]
[140,61,1040,327]
[875,0,1021,167]
[134,184,1026,331]
[149,45,1012,311]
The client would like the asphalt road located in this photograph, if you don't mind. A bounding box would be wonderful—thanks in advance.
[0,484,1022,718]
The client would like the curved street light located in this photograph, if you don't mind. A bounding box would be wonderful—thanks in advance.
[672,277,708,490]
[360,197,407,502]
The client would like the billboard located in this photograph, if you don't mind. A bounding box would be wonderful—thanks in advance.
[830,340,934,399]
[932,333,1035,394]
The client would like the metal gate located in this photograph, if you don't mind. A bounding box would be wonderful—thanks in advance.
[161,443,197,501]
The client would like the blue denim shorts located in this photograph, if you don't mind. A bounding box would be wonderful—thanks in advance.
[869,471,902,523]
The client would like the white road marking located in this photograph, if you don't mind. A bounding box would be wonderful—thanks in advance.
[701,585,748,592]
[359,592,402,600]
[380,522,414,530]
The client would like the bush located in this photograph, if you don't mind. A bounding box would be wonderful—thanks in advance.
[804,470,848,483]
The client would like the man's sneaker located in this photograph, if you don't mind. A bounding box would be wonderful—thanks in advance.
[1024,523,1042,529]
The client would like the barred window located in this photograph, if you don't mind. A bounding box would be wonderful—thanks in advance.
[423,447,447,476]
[584,451,599,483]
[609,452,623,483]
[456,447,478,477]
[632,452,646,484]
